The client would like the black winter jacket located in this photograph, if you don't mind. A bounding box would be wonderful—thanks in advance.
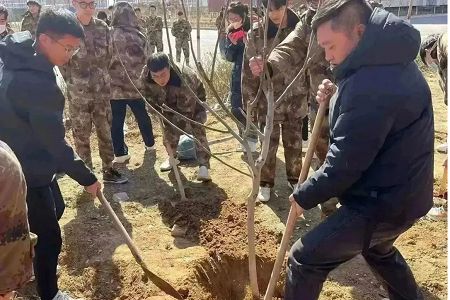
[0,32,97,188]
[294,8,434,223]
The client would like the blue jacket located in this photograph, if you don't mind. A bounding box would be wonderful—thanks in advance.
[294,9,434,223]
[0,32,97,188]
[220,28,246,99]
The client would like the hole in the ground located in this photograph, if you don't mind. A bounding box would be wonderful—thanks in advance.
[193,254,285,300]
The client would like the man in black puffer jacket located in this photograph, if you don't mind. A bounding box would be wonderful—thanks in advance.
[286,0,434,299]
[0,9,101,300]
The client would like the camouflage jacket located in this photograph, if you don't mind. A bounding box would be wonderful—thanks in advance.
[110,2,147,100]
[145,15,163,33]
[171,19,192,40]
[20,11,39,38]
[140,64,207,125]
[215,13,225,34]
[0,24,14,40]
[268,8,332,112]
[437,32,447,103]
[0,141,34,294]
[137,17,146,30]
[60,18,111,102]
[242,9,307,123]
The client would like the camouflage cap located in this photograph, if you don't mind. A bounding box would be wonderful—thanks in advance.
[26,0,41,6]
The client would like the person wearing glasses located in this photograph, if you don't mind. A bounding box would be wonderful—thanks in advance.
[0,9,101,300]
[60,0,128,184]
[21,0,41,38]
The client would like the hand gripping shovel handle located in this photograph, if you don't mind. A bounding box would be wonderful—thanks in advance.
[96,190,183,299]
[264,103,327,300]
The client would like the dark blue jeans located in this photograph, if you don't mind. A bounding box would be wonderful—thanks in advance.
[27,180,65,300]
[285,206,423,300]
[110,99,154,156]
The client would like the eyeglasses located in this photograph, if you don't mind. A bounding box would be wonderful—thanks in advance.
[151,72,166,80]
[48,35,80,56]
[76,1,97,9]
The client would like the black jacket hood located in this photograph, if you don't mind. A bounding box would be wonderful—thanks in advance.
[334,8,421,80]
[0,31,54,76]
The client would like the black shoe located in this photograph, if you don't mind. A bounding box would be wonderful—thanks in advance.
[103,168,128,184]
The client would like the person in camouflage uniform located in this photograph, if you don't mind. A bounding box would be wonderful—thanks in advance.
[215,9,225,34]
[420,32,448,218]
[0,141,35,300]
[109,1,155,163]
[0,6,14,41]
[21,0,41,38]
[145,5,164,54]
[243,0,307,202]
[141,53,211,181]
[249,0,339,214]
[60,0,127,184]
[134,8,145,29]
[172,10,192,65]
[421,32,447,105]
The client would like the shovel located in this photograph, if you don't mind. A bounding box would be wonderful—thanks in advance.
[97,190,183,299]
[264,103,327,300]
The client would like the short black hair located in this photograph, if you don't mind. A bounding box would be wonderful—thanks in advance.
[147,52,170,72]
[150,5,156,9]
[108,5,113,10]
[312,0,372,33]
[36,9,85,39]
[97,11,108,21]
[0,5,8,19]
[420,34,439,65]
[262,0,287,10]
[177,10,184,16]
[134,7,141,12]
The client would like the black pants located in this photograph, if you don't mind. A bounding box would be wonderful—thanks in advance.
[27,180,65,300]
[110,99,155,156]
[285,206,423,300]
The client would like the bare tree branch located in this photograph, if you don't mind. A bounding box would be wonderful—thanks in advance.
[160,103,230,134]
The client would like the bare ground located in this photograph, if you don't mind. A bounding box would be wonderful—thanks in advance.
[18,72,447,300]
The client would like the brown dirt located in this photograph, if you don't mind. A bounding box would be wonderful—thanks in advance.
[18,72,447,300]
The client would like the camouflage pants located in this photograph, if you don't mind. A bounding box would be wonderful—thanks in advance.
[175,38,190,64]
[309,103,338,217]
[148,31,163,54]
[261,119,303,188]
[162,117,210,168]
[68,98,114,170]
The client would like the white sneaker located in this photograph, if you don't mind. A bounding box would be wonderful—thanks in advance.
[160,157,179,172]
[437,143,448,154]
[257,186,271,202]
[145,145,155,151]
[52,291,83,300]
[113,154,130,164]
[426,206,447,221]
[197,166,211,181]
[302,139,310,152]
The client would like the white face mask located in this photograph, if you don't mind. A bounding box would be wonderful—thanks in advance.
[230,20,243,29]
[0,25,6,34]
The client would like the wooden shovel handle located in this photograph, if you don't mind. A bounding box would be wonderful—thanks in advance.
[97,191,183,299]
[264,103,327,300]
